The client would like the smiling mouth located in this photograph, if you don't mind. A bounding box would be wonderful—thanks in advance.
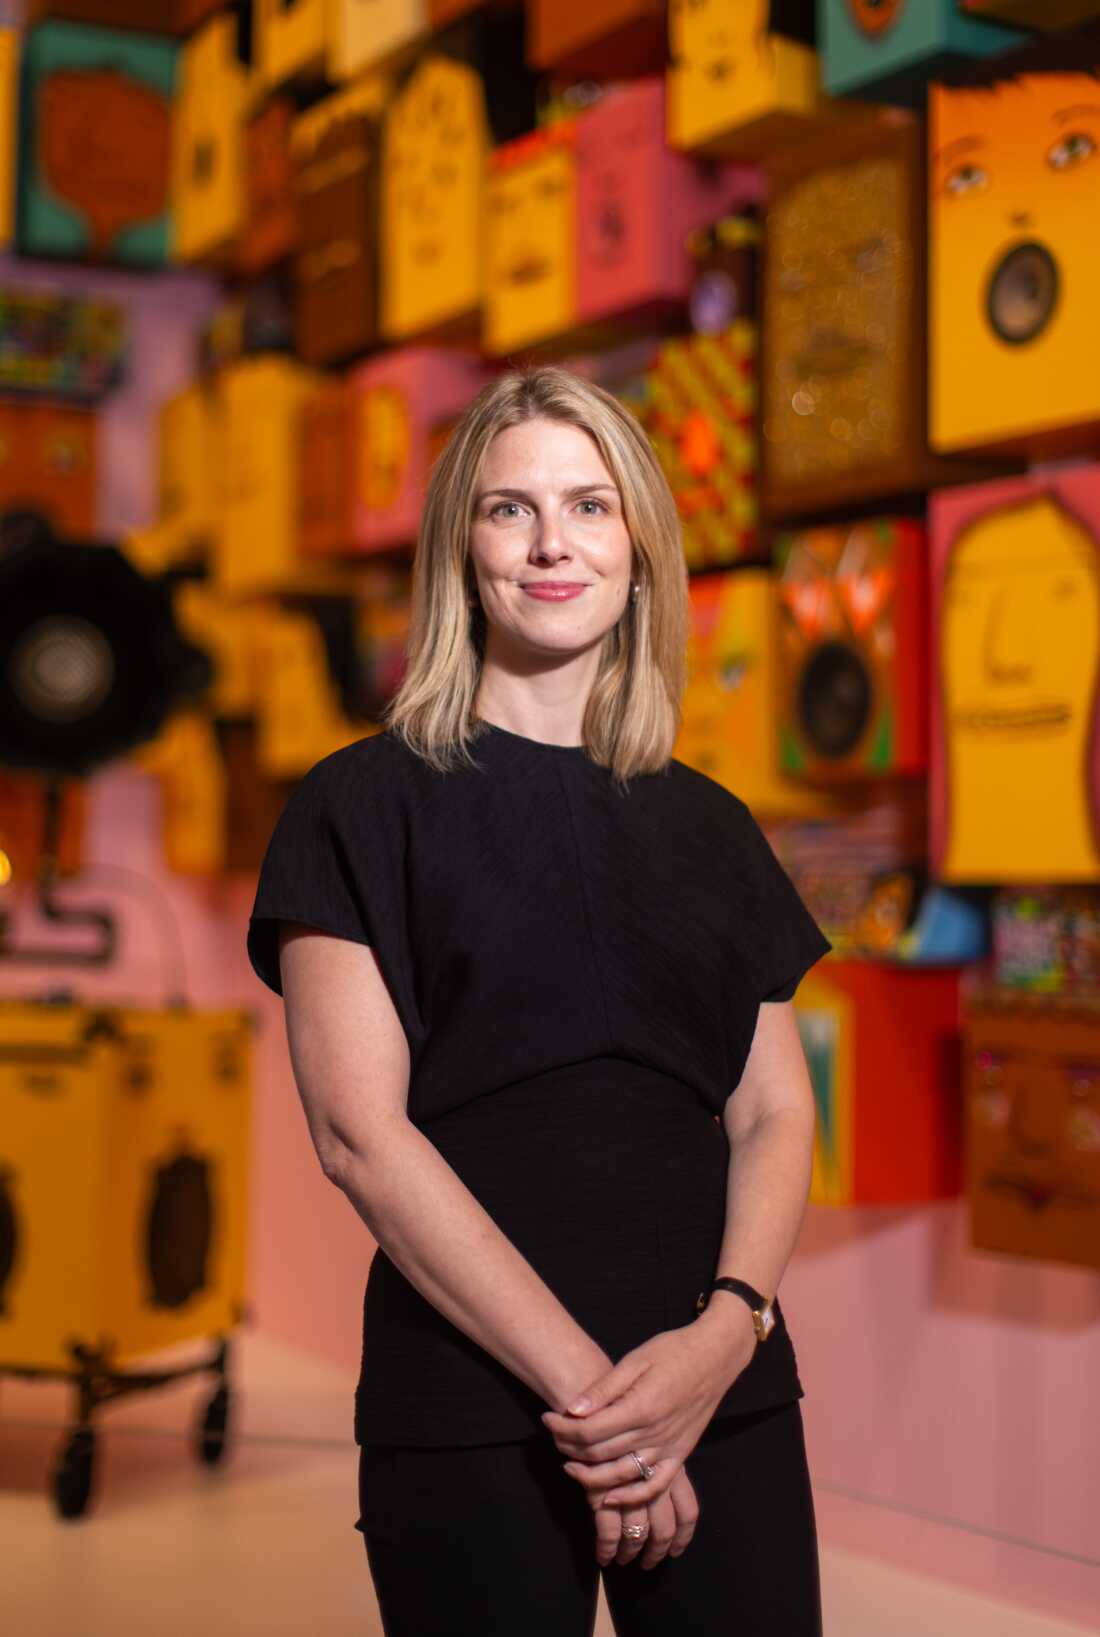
[985,1172,1099,1211]
[954,702,1071,733]
[506,256,551,287]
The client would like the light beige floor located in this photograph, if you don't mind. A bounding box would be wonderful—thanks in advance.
[0,1330,1093,1637]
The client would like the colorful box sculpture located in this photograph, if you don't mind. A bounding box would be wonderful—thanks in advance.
[639,323,758,570]
[24,1,222,28]
[929,59,1100,458]
[157,383,220,561]
[0,400,97,537]
[675,568,846,820]
[381,54,488,342]
[299,376,356,557]
[238,98,297,277]
[775,517,928,782]
[328,0,427,80]
[0,27,17,247]
[253,604,366,778]
[794,958,962,1206]
[0,1000,251,1373]
[820,0,1021,105]
[0,770,85,882]
[171,13,246,264]
[132,708,226,877]
[763,110,973,518]
[574,79,761,330]
[17,20,177,266]
[484,124,577,356]
[930,469,1100,884]
[350,347,489,550]
[667,0,821,160]
[0,287,126,401]
[527,0,666,78]
[254,0,326,89]
[216,355,336,598]
[962,998,1100,1271]
[292,78,387,366]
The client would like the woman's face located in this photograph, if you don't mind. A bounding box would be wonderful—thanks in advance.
[468,417,635,663]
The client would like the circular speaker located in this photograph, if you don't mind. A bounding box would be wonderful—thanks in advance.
[798,641,873,760]
[986,242,1060,346]
[8,614,115,723]
[846,0,906,37]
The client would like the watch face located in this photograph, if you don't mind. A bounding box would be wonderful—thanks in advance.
[757,1304,776,1340]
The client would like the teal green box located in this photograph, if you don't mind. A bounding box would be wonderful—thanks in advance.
[819,0,1023,104]
[17,20,177,266]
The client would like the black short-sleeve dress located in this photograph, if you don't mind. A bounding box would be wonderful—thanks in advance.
[247,721,832,1447]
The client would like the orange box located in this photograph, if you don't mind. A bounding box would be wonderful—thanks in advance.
[484,124,577,355]
[527,0,665,78]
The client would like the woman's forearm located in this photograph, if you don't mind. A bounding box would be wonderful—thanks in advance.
[325,1116,612,1411]
[708,1110,815,1324]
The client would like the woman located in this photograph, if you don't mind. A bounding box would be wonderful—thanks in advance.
[247,367,831,1635]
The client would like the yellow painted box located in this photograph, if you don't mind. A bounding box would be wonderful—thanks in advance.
[381,53,488,342]
[171,12,246,263]
[254,0,326,89]
[484,123,577,356]
[0,1001,251,1374]
[667,0,821,160]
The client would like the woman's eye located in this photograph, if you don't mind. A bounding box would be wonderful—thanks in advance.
[576,499,606,516]
[944,162,989,197]
[1048,131,1096,170]
[490,502,523,519]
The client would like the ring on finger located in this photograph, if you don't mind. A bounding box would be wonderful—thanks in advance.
[628,1451,657,1482]
[621,1523,649,1540]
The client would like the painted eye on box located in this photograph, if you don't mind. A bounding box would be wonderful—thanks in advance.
[1048,131,1096,171]
[944,162,989,198]
[1065,1062,1100,1096]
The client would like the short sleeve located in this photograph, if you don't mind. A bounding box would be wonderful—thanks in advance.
[741,806,832,1004]
[247,751,379,998]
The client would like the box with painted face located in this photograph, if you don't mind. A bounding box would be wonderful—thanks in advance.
[381,55,489,341]
[667,0,822,159]
[349,347,489,551]
[963,1001,1100,1270]
[0,401,97,537]
[930,62,1100,457]
[675,567,843,820]
[299,377,357,558]
[171,14,247,264]
[930,470,1100,885]
[575,78,761,328]
[820,0,1022,105]
[254,0,326,89]
[292,77,388,366]
[238,99,297,277]
[0,28,16,248]
[17,20,177,266]
[763,110,995,517]
[328,0,428,80]
[484,124,577,355]
[640,322,758,571]
[775,518,928,782]
[793,958,962,1205]
[527,0,666,79]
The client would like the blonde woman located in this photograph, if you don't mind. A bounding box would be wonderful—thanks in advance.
[247,367,830,1635]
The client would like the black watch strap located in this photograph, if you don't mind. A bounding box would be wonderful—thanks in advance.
[695,1276,770,1318]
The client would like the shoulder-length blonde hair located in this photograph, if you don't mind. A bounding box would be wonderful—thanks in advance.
[381,365,689,785]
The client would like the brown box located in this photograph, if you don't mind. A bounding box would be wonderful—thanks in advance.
[527,0,666,78]
[238,98,296,277]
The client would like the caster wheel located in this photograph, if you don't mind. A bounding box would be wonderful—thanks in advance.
[195,1383,231,1465]
[52,1427,96,1520]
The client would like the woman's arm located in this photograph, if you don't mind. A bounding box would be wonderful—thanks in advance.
[277,922,613,1412]
[543,999,817,1506]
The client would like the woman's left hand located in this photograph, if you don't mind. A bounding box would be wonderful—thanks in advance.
[542,1309,757,1509]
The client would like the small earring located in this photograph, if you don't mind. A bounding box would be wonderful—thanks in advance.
[630,581,639,602]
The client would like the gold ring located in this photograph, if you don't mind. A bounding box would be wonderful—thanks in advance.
[622,1523,648,1539]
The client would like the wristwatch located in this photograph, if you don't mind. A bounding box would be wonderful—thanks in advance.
[695,1277,776,1342]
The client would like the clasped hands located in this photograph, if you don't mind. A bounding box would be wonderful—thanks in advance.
[541,1311,757,1572]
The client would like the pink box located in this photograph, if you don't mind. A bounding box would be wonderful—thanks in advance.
[575,78,762,327]
[349,348,491,552]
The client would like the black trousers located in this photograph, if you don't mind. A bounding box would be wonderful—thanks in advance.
[355,1399,823,1636]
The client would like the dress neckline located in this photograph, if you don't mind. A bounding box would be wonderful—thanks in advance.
[475,719,588,756]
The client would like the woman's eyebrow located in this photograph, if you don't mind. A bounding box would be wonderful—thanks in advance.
[475,484,619,503]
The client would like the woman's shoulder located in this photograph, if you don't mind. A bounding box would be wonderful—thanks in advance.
[662,754,759,829]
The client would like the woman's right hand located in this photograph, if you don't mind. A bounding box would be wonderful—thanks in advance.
[596,1465,700,1570]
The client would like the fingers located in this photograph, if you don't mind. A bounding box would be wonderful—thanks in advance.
[638,1491,678,1571]
[544,1401,650,1452]
[562,1451,668,1503]
[547,1422,653,1464]
[668,1468,700,1559]
[594,1502,622,1569]
[614,1504,650,1568]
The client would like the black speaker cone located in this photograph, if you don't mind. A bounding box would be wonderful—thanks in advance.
[986,241,1059,346]
[798,641,873,760]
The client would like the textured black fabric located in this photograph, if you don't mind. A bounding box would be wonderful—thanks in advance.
[354,1400,823,1637]
[247,720,832,1444]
